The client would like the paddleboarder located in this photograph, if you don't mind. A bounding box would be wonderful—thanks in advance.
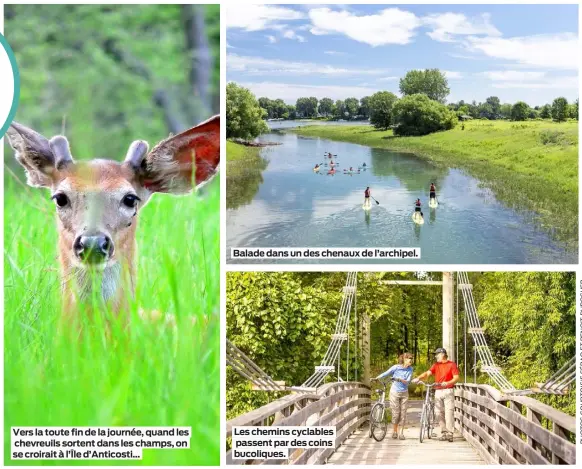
[364,187,371,208]
[429,183,436,201]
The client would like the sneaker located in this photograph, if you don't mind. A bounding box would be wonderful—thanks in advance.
[392,432,398,439]
[399,434,405,440]
[447,433,454,442]
[439,433,448,441]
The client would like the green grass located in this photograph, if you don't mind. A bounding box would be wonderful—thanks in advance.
[4,173,219,465]
[226,141,268,210]
[293,120,578,247]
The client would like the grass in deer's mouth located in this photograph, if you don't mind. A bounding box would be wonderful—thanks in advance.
[4,176,219,465]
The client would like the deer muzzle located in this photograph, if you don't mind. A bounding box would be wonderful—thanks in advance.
[73,233,114,264]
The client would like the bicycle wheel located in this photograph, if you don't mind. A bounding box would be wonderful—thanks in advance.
[419,405,426,443]
[427,404,436,439]
[370,403,388,442]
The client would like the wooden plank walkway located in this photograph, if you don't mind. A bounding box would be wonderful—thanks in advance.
[327,400,484,465]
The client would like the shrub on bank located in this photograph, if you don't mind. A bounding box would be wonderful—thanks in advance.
[392,94,457,136]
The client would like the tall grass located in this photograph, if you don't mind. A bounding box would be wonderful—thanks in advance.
[4,174,219,466]
[293,120,578,248]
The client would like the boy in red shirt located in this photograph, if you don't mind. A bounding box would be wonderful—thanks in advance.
[413,347,459,442]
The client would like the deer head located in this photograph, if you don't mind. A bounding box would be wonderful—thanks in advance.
[6,115,220,313]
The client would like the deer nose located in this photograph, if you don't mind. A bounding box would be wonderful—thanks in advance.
[74,234,114,263]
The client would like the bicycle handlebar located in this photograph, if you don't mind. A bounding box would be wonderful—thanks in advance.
[415,380,448,388]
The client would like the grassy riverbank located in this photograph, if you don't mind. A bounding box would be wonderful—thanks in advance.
[226,141,268,209]
[293,120,578,247]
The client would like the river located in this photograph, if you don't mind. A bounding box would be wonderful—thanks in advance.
[226,121,575,264]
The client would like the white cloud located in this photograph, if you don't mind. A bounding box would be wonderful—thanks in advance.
[443,70,463,79]
[283,30,307,42]
[226,4,305,31]
[465,33,578,70]
[308,7,422,46]
[324,50,346,56]
[423,12,501,43]
[228,54,390,76]
[490,76,578,89]
[481,70,546,81]
[266,35,277,44]
[238,81,381,103]
[377,76,399,82]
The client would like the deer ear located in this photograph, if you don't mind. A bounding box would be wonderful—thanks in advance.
[5,122,74,188]
[127,115,220,194]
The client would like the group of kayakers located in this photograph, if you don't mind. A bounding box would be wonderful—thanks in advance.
[313,153,367,173]
[365,183,438,222]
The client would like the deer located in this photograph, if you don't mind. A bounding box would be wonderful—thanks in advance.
[6,115,220,328]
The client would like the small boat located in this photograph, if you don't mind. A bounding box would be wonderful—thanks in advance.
[412,211,425,225]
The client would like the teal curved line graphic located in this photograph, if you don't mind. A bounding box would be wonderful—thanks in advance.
[0,32,20,138]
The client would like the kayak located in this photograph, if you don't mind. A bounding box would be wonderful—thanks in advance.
[429,198,438,208]
[344,170,360,174]
[313,167,320,172]
[412,212,425,225]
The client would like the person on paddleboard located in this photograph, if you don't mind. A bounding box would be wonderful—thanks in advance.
[364,187,371,207]
[415,198,422,212]
[314,164,320,170]
[362,162,367,167]
[430,183,436,201]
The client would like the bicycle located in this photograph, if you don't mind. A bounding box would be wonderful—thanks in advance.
[416,381,444,443]
[368,378,389,442]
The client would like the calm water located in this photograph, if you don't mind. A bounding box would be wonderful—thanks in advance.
[226,123,575,264]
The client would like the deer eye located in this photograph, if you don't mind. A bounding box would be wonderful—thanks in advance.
[51,193,69,208]
[122,194,140,208]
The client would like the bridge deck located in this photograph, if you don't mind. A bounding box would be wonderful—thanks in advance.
[327,400,484,465]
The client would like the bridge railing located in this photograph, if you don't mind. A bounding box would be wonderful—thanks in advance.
[454,383,575,465]
[226,381,371,465]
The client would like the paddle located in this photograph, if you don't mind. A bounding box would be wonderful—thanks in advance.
[371,196,380,205]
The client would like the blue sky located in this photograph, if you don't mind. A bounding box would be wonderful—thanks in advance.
[226,4,579,106]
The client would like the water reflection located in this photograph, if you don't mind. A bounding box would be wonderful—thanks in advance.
[226,130,575,264]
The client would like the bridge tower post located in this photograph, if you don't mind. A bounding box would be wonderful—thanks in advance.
[442,272,454,361]
[361,312,370,386]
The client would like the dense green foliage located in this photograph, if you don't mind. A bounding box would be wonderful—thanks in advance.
[511,101,530,121]
[226,82,268,140]
[399,69,450,103]
[552,97,569,122]
[4,5,219,465]
[296,97,319,118]
[226,141,268,210]
[344,97,360,118]
[5,4,219,149]
[319,97,334,117]
[392,94,457,136]
[258,97,288,119]
[369,91,398,130]
[474,272,575,414]
[292,120,578,247]
[227,272,575,418]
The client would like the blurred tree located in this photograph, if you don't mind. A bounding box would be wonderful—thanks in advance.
[551,97,569,122]
[4,4,219,167]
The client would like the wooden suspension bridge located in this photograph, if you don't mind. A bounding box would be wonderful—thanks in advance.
[226,381,575,465]
[226,273,575,465]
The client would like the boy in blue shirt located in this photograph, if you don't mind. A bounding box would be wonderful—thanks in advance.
[375,353,413,439]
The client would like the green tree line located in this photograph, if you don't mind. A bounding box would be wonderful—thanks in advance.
[227,272,575,419]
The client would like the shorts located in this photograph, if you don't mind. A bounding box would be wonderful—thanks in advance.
[415,206,421,212]
[430,192,436,199]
